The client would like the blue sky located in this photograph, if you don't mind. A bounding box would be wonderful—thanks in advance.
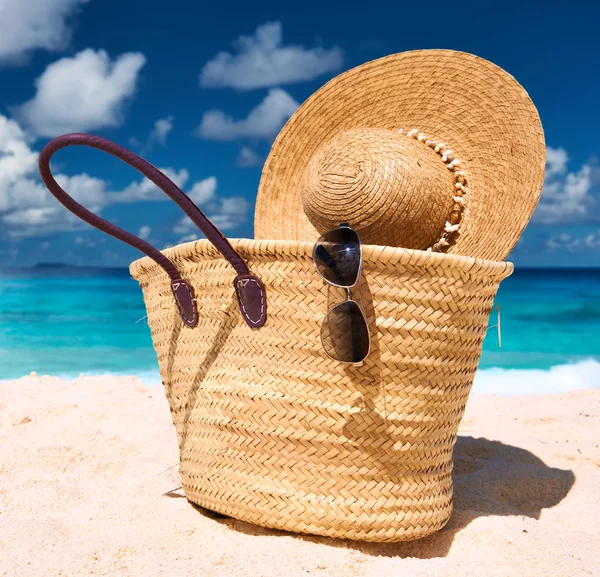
[0,0,598,267]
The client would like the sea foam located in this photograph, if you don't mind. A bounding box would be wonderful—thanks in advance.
[473,358,600,395]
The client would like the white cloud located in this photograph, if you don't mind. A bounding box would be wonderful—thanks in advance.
[3,207,58,227]
[134,115,174,154]
[75,235,98,247]
[545,147,568,177]
[533,147,594,225]
[138,225,151,240]
[15,48,146,137]
[200,21,343,90]
[177,233,199,244]
[546,230,600,252]
[1,206,88,238]
[209,210,249,231]
[55,173,108,206]
[545,232,576,251]
[0,115,40,211]
[110,168,189,203]
[0,114,60,213]
[1,114,108,223]
[585,232,600,249]
[220,196,250,217]
[175,195,251,234]
[236,146,262,168]
[149,116,173,146]
[172,177,220,233]
[1,168,107,238]
[0,113,240,240]
[0,0,89,64]
[188,177,217,205]
[197,88,298,141]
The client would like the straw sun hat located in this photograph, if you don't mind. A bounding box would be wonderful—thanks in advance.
[255,49,545,262]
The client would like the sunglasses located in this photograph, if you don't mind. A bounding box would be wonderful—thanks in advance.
[312,223,371,364]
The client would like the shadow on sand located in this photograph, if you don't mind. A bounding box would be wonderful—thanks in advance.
[171,436,575,559]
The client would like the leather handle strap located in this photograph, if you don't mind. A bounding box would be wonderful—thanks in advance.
[38,133,267,329]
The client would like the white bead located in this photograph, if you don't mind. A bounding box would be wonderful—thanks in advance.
[445,222,460,232]
[453,195,465,205]
[442,151,454,162]
[438,238,450,247]
[407,128,418,137]
[434,143,446,152]
[398,128,405,134]
[418,132,426,141]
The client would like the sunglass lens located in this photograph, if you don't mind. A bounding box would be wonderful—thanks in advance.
[313,227,361,287]
[321,300,370,363]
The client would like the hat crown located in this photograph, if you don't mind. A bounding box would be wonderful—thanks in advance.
[301,128,455,248]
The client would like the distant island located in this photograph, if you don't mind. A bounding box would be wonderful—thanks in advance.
[32,263,123,269]
[27,263,130,273]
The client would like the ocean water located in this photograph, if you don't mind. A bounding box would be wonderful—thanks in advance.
[0,266,598,395]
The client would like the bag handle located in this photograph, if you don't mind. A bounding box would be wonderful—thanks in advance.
[38,133,267,329]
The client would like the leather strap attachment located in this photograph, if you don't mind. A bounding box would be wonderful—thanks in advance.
[38,133,267,329]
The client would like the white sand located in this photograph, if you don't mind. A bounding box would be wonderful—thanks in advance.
[1,374,599,576]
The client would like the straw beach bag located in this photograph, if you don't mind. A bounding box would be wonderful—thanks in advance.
[38,51,544,542]
[39,134,512,542]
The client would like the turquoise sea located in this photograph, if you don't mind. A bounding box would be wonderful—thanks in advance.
[0,266,599,395]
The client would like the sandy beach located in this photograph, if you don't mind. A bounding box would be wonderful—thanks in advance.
[1,374,599,577]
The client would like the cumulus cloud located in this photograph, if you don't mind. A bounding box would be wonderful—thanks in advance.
[149,116,174,146]
[212,197,252,230]
[15,49,146,137]
[188,177,217,205]
[109,168,190,204]
[75,235,99,247]
[200,21,343,90]
[1,169,106,238]
[174,196,250,234]
[0,0,89,64]
[546,230,600,252]
[133,116,174,154]
[2,206,88,238]
[0,114,250,240]
[177,233,200,244]
[197,88,298,141]
[55,173,108,206]
[174,180,250,235]
[545,147,568,177]
[236,146,263,168]
[0,115,41,212]
[533,147,595,225]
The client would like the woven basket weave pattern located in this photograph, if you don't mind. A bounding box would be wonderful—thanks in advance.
[130,239,512,542]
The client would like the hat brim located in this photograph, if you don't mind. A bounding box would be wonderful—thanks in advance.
[255,49,545,261]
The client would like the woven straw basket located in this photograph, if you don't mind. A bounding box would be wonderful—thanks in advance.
[129,239,512,542]
[39,133,514,543]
